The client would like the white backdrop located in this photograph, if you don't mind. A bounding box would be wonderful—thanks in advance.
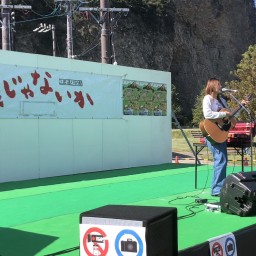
[0,50,172,183]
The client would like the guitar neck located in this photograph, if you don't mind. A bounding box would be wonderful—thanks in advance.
[230,105,242,118]
[228,94,252,118]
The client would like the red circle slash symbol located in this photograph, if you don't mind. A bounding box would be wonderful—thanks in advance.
[212,242,223,256]
[83,227,109,256]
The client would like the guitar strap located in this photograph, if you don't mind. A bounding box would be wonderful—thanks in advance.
[217,96,227,109]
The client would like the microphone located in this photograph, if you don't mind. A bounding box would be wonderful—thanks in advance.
[221,88,238,93]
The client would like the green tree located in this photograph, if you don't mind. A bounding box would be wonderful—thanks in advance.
[171,83,182,127]
[225,44,256,121]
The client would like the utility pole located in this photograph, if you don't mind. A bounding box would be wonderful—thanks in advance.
[0,0,31,50]
[1,0,9,50]
[54,0,129,61]
[54,0,77,58]
[52,24,56,57]
[66,1,73,58]
[79,6,129,64]
[100,0,110,64]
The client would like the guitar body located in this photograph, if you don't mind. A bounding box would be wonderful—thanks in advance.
[199,108,237,143]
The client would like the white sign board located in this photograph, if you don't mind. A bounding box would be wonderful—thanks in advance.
[80,224,147,256]
[208,233,237,256]
[0,65,123,118]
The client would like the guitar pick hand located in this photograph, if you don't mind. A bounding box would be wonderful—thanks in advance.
[223,110,231,117]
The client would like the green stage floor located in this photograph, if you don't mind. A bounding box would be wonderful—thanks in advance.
[0,163,255,256]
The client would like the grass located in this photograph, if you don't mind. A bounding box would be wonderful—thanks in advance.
[172,129,200,153]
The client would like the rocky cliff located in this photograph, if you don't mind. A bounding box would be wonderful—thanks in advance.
[112,0,256,123]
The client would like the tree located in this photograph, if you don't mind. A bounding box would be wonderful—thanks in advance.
[171,83,182,127]
[225,44,256,121]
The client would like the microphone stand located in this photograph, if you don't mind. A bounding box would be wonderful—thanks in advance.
[228,93,254,172]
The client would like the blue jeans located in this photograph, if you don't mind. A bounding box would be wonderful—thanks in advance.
[206,138,227,195]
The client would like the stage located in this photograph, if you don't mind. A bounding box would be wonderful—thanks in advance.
[0,163,255,255]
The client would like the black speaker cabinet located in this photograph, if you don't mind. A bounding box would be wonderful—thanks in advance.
[80,205,178,256]
[220,171,256,216]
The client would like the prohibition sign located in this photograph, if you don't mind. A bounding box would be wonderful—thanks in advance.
[83,227,109,256]
[211,241,223,256]
[115,229,144,256]
[225,237,236,256]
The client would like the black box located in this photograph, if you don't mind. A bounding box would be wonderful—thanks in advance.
[80,205,178,256]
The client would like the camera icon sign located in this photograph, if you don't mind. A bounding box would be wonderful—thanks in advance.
[121,238,138,253]
[115,229,144,256]
[225,237,236,256]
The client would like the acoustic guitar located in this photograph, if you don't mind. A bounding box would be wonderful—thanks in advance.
[199,95,252,143]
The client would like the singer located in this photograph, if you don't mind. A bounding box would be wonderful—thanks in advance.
[202,78,231,196]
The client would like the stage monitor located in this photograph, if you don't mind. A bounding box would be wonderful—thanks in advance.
[220,171,256,216]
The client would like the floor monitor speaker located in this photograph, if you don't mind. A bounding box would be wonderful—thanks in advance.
[220,171,256,216]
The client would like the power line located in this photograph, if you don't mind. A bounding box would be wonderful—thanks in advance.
[79,3,129,64]
[13,13,66,25]
[26,6,60,17]
[72,29,101,58]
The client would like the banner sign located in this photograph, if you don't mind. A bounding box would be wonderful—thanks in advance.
[123,79,167,116]
[0,64,123,118]
[80,224,147,256]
